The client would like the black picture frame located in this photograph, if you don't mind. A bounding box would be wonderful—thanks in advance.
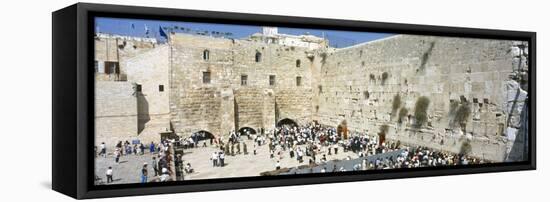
[52,3,536,199]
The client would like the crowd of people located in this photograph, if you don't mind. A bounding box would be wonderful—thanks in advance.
[258,122,484,172]
[96,121,485,184]
[95,139,176,184]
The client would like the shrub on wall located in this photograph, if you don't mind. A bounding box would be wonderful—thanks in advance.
[454,102,471,128]
[369,73,376,81]
[319,52,328,64]
[398,107,408,124]
[392,94,401,115]
[414,96,430,127]
[448,99,471,129]
[459,141,472,155]
[381,72,389,84]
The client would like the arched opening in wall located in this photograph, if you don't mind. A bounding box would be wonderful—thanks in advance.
[238,127,257,136]
[296,59,301,67]
[337,120,348,139]
[255,51,262,62]
[191,130,215,142]
[277,118,298,128]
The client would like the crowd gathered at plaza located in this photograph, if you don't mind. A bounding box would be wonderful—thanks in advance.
[95,121,485,185]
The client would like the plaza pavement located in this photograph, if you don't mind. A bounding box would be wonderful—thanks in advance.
[95,139,357,185]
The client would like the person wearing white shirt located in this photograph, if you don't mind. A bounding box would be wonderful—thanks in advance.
[105,167,113,183]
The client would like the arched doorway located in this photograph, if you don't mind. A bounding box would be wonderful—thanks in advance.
[337,120,348,139]
[238,127,257,135]
[277,118,298,128]
[192,130,215,142]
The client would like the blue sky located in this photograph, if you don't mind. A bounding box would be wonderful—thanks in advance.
[95,17,394,48]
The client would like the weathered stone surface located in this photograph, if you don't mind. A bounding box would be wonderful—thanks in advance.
[94,31,529,162]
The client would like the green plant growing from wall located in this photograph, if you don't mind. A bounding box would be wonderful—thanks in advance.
[459,141,472,155]
[319,52,328,64]
[381,72,389,84]
[392,93,401,116]
[369,73,376,81]
[449,100,459,115]
[414,96,430,127]
[452,101,471,129]
[398,107,408,124]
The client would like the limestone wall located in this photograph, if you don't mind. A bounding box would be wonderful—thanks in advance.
[94,35,157,77]
[124,44,171,143]
[94,81,138,147]
[314,35,526,161]
[94,32,528,161]
[168,33,314,137]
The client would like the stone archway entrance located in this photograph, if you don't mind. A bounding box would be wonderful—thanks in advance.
[192,130,215,142]
[337,120,348,139]
[238,127,257,135]
[276,118,298,128]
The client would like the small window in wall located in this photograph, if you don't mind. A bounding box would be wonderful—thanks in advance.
[136,84,142,92]
[104,61,120,74]
[203,50,210,60]
[94,60,98,72]
[296,59,301,67]
[159,85,164,92]
[255,51,262,62]
[203,72,211,84]
[269,75,276,86]
[296,76,302,86]
[241,75,248,86]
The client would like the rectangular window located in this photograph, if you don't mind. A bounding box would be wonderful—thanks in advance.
[136,84,142,92]
[203,72,211,84]
[104,61,119,74]
[269,75,276,86]
[296,76,302,86]
[241,75,248,86]
[159,85,164,92]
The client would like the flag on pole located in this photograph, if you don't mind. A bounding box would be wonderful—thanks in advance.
[159,26,168,39]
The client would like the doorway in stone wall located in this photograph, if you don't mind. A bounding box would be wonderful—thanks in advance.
[337,120,348,139]
[276,118,298,128]
[238,127,257,136]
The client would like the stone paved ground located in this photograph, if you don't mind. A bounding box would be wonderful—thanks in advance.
[95,139,357,185]
[95,151,158,185]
